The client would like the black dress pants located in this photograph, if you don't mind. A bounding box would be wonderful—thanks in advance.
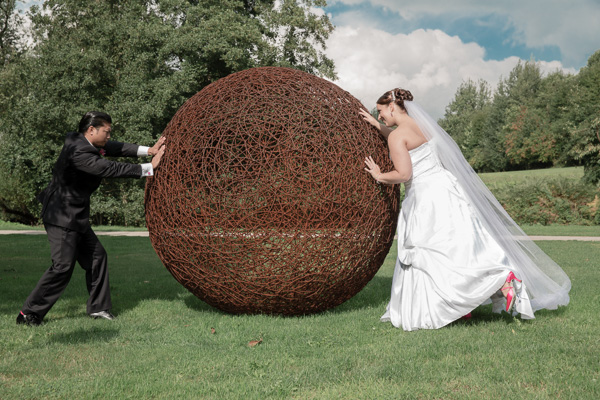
[21,223,112,319]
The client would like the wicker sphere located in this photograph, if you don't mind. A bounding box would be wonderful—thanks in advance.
[145,67,400,315]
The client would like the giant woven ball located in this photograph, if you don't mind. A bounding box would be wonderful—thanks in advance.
[145,67,400,315]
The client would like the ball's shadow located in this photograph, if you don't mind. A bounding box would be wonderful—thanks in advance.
[180,274,394,317]
[331,275,393,313]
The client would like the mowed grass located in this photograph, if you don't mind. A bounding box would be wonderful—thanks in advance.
[0,220,146,232]
[520,224,600,236]
[0,235,598,399]
[478,166,584,187]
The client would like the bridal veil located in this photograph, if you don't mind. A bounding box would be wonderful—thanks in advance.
[404,101,571,312]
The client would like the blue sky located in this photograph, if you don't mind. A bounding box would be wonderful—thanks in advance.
[319,0,600,117]
[324,1,564,64]
[16,0,600,118]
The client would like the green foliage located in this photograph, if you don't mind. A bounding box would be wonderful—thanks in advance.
[519,223,600,236]
[569,51,600,184]
[439,79,508,172]
[0,0,22,66]
[439,54,600,177]
[503,105,554,166]
[501,64,574,169]
[491,177,599,225]
[89,180,147,226]
[480,167,598,226]
[0,0,335,225]
[479,165,584,186]
[439,79,489,155]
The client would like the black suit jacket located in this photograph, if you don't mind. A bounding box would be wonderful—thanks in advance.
[38,132,143,232]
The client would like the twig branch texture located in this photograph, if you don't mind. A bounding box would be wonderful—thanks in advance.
[145,67,400,315]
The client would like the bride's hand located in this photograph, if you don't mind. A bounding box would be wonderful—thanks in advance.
[359,109,380,129]
[364,156,381,181]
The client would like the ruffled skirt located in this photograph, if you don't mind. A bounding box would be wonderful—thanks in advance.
[381,168,533,331]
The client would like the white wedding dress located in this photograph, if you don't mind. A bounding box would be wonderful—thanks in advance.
[380,141,534,331]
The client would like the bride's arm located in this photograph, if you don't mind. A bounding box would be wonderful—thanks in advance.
[364,133,412,184]
[359,109,393,139]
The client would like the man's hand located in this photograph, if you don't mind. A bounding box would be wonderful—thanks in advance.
[151,145,166,169]
[148,136,166,156]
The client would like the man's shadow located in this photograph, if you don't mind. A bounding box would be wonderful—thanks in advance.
[47,326,120,344]
[1,235,191,321]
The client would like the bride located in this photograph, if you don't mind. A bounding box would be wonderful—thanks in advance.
[360,88,571,331]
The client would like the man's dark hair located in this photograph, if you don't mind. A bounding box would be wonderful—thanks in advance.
[78,111,112,133]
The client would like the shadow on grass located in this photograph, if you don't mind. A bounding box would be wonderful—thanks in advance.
[331,275,393,314]
[3,235,570,326]
[2,235,397,321]
[182,293,226,314]
[2,236,398,321]
[532,305,569,318]
[450,308,529,328]
[47,326,119,344]
[448,304,568,328]
[179,274,395,318]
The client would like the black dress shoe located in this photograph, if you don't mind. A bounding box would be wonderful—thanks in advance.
[16,311,42,326]
[89,310,115,320]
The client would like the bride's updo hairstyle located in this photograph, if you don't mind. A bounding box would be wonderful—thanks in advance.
[376,88,413,111]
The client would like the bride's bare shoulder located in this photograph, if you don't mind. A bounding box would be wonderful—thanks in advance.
[389,119,421,139]
[387,127,410,150]
[389,120,427,149]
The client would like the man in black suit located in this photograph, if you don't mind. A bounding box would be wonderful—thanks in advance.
[17,111,166,326]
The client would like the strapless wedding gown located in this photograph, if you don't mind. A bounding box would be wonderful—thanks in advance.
[381,142,534,331]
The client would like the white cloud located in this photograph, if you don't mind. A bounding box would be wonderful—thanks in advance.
[505,2,599,66]
[325,26,576,119]
[327,0,600,67]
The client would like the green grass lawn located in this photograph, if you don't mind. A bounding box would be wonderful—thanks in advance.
[1,235,598,399]
[1,220,598,238]
[478,166,585,187]
[520,224,600,236]
[0,220,147,232]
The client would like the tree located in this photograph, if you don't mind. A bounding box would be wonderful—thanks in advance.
[503,105,554,167]
[0,0,22,66]
[438,79,503,171]
[502,60,543,107]
[534,70,574,166]
[439,79,486,150]
[473,79,511,172]
[500,62,578,169]
[0,0,336,224]
[438,54,600,175]
[499,61,549,169]
[569,50,600,184]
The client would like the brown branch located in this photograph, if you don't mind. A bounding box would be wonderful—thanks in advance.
[144,67,400,316]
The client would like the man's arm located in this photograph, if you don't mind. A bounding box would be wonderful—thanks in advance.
[97,136,165,176]
[72,147,142,178]
[102,140,140,158]
[103,136,165,158]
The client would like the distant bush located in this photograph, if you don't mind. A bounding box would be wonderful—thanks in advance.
[491,177,600,225]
